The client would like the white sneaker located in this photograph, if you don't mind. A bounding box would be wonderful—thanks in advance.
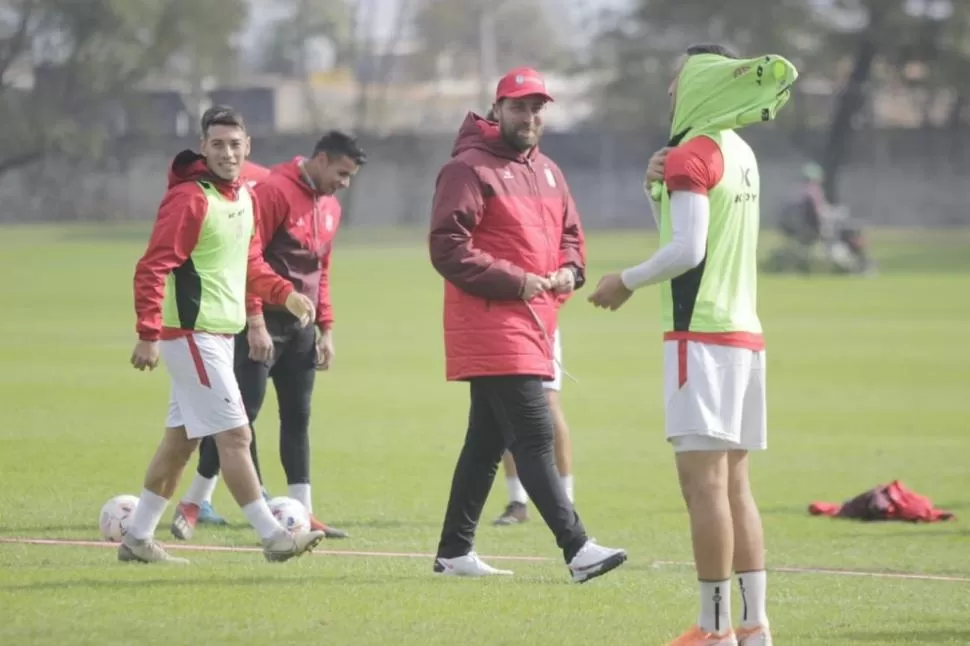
[433,551,513,577]
[567,539,627,583]
[737,625,772,646]
[118,535,189,564]
[261,529,325,562]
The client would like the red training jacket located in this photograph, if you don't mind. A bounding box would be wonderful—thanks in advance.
[429,112,585,381]
[245,157,341,329]
[133,151,295,342]
[809,480,954,523]
[241,161,271,187]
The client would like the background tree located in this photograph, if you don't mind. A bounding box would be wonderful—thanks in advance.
[588,0,970,202]
[0,0,247,178]
[257,0,354,75]
[412,0,573,97]
[588,0,822,132]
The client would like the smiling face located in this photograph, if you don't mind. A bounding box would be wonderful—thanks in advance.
[200,124,250,181]
[307,153,360,196]
[493,95,548,152]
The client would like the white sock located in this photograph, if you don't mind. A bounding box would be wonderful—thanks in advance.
[128,489,169,541]
[561,474,574,503]
[242,498,284,540]
[506,477,528,504]
[737,570,769,628]
[182,474,218,506]
[288,484,312,514]
[698,579,732,635]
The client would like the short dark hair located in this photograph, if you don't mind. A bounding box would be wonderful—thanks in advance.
[200,105,246,136]
[312,130,367,166]
[686,43,740,60]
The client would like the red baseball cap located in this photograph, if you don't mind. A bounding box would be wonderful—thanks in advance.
[495,67,554,103]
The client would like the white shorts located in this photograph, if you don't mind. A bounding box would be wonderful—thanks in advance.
[663,340,766,453]
[160,333,248,439]
[544,328,562,392]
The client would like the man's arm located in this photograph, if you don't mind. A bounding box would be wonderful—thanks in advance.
[620,138,722,290]
[316,250,333,330]
[245,183,287,320]
[316,199,340,330]
[133,188,207,341]
[246,186,294,306]
[428,161,526,300]
[559,182,587,290]
[620,192,709,289]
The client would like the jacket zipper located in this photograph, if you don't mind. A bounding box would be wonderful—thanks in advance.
[525,158,555,363]
[525,159,554,277]
[310,198,321,256]
[299,159,323,257]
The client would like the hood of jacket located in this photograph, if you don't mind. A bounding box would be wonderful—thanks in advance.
[167,150,241,197]
[450,112,539,163]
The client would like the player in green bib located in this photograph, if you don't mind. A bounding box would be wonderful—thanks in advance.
[125,106,325,565]
[589,45,798,646]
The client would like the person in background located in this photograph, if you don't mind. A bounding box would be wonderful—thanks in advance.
[126,106,323,563]
[428,66,627,582]
[171,128,366,541]
[469,105,578,529]
[177,107,276,528]
[589,44,798,644]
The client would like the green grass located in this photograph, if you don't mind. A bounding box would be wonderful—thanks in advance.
[1,225,968,645]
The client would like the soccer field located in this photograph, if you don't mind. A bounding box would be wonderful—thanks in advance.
[0,224,967,645]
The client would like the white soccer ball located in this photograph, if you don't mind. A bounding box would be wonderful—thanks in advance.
[99,494,139,542]
[268,496,310,534]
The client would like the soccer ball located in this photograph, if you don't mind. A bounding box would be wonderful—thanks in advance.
[99,494,139,542]
[268,496,310,534]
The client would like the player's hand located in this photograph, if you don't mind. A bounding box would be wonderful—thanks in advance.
[587,273,634,311]
[284,292,315,327]
[246,317,274,363]
[520,273,552,300]
[315,327,335,371]
[547,267,576,295]
[645,147,670,188]
[130,340,160,371]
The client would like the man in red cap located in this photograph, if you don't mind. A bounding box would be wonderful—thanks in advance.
[427,67,628,583]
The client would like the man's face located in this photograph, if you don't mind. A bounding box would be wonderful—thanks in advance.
[494,96,547,151]
[311,153,359,195]
[668,54,688,122]
[200,124,250,181]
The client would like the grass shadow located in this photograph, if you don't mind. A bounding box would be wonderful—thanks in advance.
[57,224,152,244]
[874,244,970,274]
[0,525,97,536]
[837,629,970,643]
[0,572,419,593]
[759,504,815,516]
[325,518,439,531]
[57,224,429,247]
[831,526,968,539]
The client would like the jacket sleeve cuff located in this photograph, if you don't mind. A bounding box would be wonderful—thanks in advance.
[272,283,295,305]
[561,262,586,290]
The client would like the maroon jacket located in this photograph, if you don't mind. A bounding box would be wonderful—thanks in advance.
[246,157,341,328]
[429,112,585,381]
